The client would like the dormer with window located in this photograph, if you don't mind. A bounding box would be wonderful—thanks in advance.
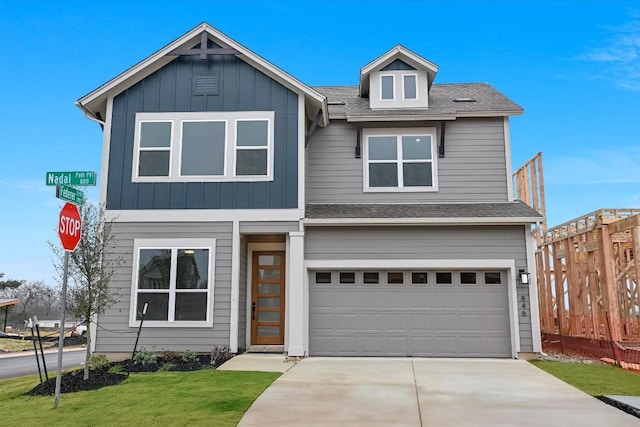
[360,45,438,110]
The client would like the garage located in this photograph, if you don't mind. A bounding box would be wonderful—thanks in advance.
[309,269,512,357]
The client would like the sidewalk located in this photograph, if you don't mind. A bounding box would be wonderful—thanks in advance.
[0,345,85,359]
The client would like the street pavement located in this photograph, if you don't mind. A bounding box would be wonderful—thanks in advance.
[0,347,85,379]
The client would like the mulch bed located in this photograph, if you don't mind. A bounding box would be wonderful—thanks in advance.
[27,354,229,396]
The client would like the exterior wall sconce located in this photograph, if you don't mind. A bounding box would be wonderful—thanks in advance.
[518,269,530,285]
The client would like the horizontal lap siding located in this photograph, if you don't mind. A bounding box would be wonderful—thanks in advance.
[306,118,508,203]
[305,225,533,352]
[108,53,299,210]
[95,222,233,353]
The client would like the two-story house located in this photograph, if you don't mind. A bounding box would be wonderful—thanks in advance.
[76,22,542,359]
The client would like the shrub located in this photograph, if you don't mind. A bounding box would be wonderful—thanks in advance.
[108,364,124,374]
[181,349,198,363]
[210,345,233,366]
[133,349,157,366]
[89,354,111,370]
[159,362,176,372]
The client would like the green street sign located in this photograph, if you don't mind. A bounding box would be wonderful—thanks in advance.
[56,184,84,205]
[46,171,96,186]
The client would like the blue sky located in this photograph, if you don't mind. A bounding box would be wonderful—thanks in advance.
[1,0,639,284]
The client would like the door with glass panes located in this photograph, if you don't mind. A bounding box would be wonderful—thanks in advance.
[251,252,285,345]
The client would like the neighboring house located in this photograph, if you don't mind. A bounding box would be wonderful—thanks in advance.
[76,22,542,358]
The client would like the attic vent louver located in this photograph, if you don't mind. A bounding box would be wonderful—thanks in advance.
[453,97,476,102]
[194,73,219,95]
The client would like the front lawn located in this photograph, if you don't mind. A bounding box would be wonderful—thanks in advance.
[531,360,640,396]
[0,369,280,426]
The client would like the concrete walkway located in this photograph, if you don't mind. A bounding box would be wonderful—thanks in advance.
[227,357,639,426]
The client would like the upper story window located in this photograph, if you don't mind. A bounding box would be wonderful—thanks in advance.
[133,111,274,182]
[379,73,417,102]
[363,127,438,192]
[381,75,395,100]
[403,74,417,99]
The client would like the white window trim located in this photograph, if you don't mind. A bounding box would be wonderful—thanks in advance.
[362,127,438,193]
[380,74,395,101]
[129,238,216,328]
[402,73,418,100]
[233,118,273,179]
[132,111,275,183]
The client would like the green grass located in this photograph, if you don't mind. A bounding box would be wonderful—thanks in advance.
[531,360,640,396]
[0,369,280,426]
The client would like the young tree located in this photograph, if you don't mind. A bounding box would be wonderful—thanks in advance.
[50,202,123,380]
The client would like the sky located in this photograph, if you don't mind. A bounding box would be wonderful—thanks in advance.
[1,0,639,284]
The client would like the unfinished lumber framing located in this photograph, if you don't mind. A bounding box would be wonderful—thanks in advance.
[536,209,640,341]
[513,152,546,241]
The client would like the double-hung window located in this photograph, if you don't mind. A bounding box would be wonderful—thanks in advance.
[133,111,274,182]
[130,238,215,327]
[363,128,437,192]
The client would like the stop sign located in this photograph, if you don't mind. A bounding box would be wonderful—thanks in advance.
[58,202,82,251]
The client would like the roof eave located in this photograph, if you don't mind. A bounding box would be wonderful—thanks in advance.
[76,22,328,126]
[304,217,542,226]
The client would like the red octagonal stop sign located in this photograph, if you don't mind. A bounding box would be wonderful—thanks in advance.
[59,202,82,251]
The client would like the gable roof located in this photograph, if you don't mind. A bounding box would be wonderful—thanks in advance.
[315,83,524,121]
[359,45,439,97]
[76,22,328,126]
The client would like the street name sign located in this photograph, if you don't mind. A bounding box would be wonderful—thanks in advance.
[58,202,82,252]
[56,184,84,205]
[46,171,96,186]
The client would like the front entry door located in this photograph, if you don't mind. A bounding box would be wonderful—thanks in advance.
[251,251,286,345]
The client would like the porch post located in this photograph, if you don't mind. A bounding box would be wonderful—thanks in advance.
[287,231,305,356]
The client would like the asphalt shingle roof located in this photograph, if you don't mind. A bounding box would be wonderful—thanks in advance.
[313,84,523,119]
[306,202,542,220]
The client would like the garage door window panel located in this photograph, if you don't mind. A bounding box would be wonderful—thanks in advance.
[364,272,380,284]
[460,272,477,285]
[411,272,428,285]
[340,272,356,284]
[315,272,332,284]
[387,272,405,285]
[436,272,453,285]
[485,272,502,285]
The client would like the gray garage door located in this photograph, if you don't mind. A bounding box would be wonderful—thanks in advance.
[309,270,511,357]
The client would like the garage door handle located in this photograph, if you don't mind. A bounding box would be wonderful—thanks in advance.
[252,302,256,320]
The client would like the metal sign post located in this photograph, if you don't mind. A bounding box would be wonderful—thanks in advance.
[53,251,69,409]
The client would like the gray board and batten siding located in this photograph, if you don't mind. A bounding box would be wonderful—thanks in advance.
[306,117,509,204]
[108,45,299,211]
[95,222,233,353]
[305,225,534,353]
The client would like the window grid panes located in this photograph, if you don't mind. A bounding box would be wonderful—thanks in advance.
[135,245,211,323]
[138,121,172,177]
[134,113,273,182]
[485,272,502,284]
[387,272,404,284]
[363,272,379,284]
[235,120,269,176]
[315,272,332,284]
[366,131,435,190]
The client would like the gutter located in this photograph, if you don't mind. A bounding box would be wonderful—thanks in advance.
[74,101,105,129]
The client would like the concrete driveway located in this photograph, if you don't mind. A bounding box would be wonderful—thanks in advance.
[235,357,639,426]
